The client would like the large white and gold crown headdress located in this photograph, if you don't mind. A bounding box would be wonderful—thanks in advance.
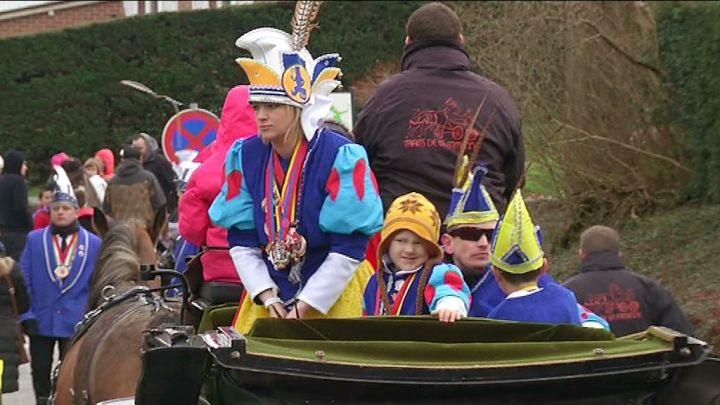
[235,1,341,140]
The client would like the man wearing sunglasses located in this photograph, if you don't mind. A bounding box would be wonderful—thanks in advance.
[441,167,505,317]
[441,167,610,330]
[441,166,556,318]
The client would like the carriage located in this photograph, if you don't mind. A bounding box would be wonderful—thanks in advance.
[124,250,720,405]
[134,305,719,405]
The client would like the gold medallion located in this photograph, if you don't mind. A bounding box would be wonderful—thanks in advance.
[287,227,307,259]
[54,265,70,280]
[267,240,291,270]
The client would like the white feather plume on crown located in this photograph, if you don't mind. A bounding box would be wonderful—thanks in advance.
[52,164,75,200]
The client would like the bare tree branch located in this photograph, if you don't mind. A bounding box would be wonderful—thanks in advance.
[550,119,691,172]
[578,18,663,78]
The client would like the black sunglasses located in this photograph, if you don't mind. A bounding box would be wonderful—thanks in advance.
[448,227,495,242]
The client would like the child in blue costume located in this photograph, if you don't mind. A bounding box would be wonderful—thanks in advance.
[363,193,470,322]
[486,190,581,325]
[209,15,384,333]
[442,166,609,329]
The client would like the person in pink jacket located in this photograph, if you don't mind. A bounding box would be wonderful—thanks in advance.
[179,85,257,283]
[94,148,115,181]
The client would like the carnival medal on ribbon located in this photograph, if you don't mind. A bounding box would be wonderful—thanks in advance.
[265,139,309,277]
[53,233,78,282]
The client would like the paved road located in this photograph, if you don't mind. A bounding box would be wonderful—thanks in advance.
[3,360,34,404]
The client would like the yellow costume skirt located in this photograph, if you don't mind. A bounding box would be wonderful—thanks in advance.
[232,260,375,334]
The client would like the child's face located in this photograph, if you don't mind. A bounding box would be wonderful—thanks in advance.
[40,191,53,207]
[85,167,98,176]
[388,230,430,271]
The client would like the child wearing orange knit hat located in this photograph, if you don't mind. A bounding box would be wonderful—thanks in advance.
[363,192,470,321]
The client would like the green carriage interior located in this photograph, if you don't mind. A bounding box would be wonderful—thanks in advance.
[198,305,699,368]
[236,316,676,368]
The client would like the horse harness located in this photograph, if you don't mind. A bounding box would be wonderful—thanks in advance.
[49,284,177,405]
[73,285,173,345]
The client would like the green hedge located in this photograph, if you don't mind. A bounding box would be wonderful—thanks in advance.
[0,1,419,183]
[657,3,720,202]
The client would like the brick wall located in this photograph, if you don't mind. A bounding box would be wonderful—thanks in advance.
[178,1,193,12]
[0,2,126,39]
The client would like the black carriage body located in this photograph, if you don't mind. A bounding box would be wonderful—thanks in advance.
[137,317,719,405]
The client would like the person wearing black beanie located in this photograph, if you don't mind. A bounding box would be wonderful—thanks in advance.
[0,150,31,261]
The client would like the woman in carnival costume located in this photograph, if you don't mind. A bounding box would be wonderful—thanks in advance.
[210,1,384,333]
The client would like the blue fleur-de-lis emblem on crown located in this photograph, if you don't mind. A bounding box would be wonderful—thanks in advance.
[290,66,307,100]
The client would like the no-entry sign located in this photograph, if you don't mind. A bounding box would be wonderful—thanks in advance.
[161,108,220,164]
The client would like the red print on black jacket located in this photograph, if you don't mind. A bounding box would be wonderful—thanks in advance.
[405,98,480,151]
[585,282,643,322]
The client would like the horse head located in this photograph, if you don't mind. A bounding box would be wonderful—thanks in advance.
[87,205,167,310]
[54,205,176,405]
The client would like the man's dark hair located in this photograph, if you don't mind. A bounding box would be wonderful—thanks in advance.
[120,146,141,161]
[406,2,462,41]
[495,268,542,285]
[126,133,144,145]
[38,186,53,199]
[61,158,85,188]
[580,225,620,254]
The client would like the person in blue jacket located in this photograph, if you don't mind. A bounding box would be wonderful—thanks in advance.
[442,166,609,329]
[486,190,581,325]
[19,166,101,404]
[441,165,566,316]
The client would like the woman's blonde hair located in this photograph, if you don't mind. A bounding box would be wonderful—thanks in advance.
[84,157,104,173]
[256,104,304,146]
[282,105,303,145]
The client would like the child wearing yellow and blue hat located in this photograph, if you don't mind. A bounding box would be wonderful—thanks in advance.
[487,191,582,325]
[363,193,470,322]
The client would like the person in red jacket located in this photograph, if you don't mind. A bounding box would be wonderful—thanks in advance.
[178,85,257,284]
[32,187,54,230]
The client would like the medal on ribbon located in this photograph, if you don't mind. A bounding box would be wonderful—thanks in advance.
[54,265,70,279]
[52,233,78,281]
[265,139,309,272]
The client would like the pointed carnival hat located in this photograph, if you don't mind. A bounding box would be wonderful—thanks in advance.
[235,1,341,141]
[445,165,499,229]
[379,192,444,263]
[52,165,78,207]
[489,190,544,274]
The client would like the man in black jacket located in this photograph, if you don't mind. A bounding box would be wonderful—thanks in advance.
[130,132,178,215]
[564,225,693,336]
[354,2,525,218]
[0,150,31,260]
[0,251,31,394]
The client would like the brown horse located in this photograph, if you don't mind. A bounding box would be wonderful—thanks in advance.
[52,207,181,404]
